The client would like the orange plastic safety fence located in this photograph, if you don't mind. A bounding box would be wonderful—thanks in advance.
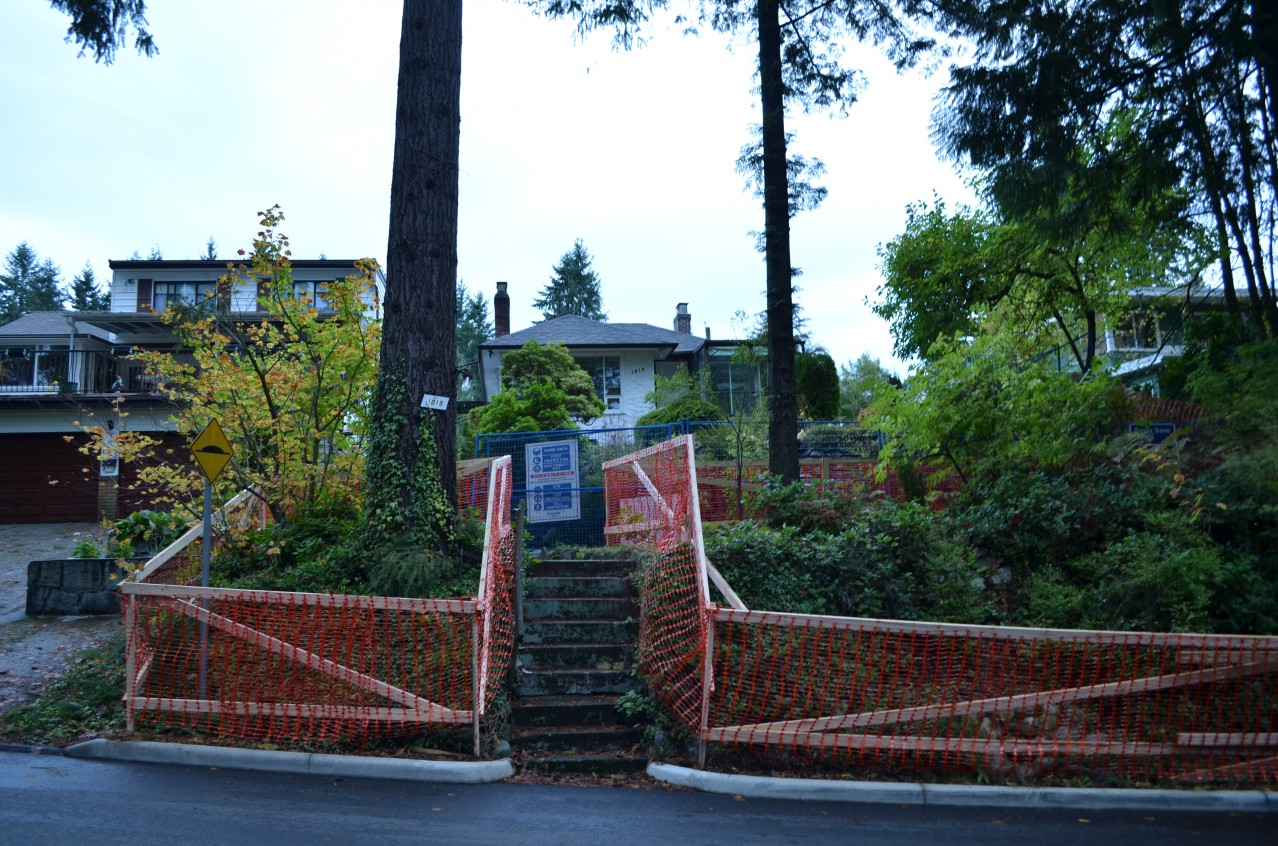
[120,458,518,749]
[121,588,477,747]
[458,457,493,518]
[604,438,1278,785]
[706,613,1278,784]
[478,456,517,713]
[603,435,711,732]
[693,459,966,523]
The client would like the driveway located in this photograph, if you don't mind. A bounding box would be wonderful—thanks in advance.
[0,523,120,713]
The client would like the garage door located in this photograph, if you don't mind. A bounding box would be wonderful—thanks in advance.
[0,433,99,523]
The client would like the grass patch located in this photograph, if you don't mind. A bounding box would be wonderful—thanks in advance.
[0,633,125,746]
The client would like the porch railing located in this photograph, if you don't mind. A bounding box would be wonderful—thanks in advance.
[0,347,155,394]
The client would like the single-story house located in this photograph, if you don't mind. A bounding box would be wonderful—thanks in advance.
[476,283,763,430]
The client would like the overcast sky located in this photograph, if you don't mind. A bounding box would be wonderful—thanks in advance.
[1,0,974,375]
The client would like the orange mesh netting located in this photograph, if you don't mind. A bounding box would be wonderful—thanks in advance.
[122,588,478,746]
[695,459,964,522]
[707,614,1278,784]
[120,458,518,750]
[477,456,517,713]
[603,436,711,733]
[604,436,1278,785]
[457,457,493,517]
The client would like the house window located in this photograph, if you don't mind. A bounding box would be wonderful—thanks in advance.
[575,356,621,411]
[1112,310,1159,350]
[291,280,332,311]
[151,281,217,312]
[707,350,762,416]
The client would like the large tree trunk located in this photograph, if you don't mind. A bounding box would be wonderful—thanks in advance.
[758,0,799,483]
[367,0,462,545]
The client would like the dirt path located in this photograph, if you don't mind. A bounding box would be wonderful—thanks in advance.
[0,523,120,714]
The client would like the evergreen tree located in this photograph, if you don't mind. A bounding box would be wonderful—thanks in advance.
[364,0,463,552]
[795,349,839,420]
[49,0,468,554]
[527,1,938,481]
[201,237,218,260]
[47,0,157,63]
[839,354,900,420]
[455,281,492,401]
[70,262,110,311]
[1,243,66,324]
[932,0,1278,339]
[533,239,606,321]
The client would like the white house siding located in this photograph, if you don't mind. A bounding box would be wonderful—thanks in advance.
[109,266,377,314]
[110,267,224,312]
[582,349,653,431]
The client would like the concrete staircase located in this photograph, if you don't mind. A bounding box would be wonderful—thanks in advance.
[511,556,647,774]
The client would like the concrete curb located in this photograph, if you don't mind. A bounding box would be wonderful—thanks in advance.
[647,763,1277,813]
[65,739,514,784]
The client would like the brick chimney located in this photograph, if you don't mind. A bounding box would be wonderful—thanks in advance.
[673,302,691,334]
[494,281,510,338]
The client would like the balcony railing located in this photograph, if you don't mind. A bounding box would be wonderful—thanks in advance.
[0,348,157,395]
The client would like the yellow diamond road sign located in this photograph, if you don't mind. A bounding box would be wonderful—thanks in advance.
[191,419,233,482]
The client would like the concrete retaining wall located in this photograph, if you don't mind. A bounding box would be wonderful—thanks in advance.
[26,559,131,615]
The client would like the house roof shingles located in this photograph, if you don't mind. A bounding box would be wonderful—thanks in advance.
[480,314,704,357]
[0,311,113,342]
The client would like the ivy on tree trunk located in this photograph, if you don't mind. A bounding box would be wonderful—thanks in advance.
[366,0,462,551]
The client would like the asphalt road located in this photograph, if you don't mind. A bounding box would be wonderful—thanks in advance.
[1,750,1272,846]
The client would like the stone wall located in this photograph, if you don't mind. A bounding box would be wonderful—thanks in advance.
[26,559,131,615]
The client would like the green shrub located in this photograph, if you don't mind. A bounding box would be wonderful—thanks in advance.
[750,478,859,534]
[705,521,829,614]
[214,493,367,593]
[1019,528,1272,633]
[213,492,486,597]
[636,394,726,427]
[70,536,103,558]
[108,509,185,558]
[705,498,991,624]
[953,457,1153,577]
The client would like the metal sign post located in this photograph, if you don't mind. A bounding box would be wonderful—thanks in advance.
[190,420,233,701]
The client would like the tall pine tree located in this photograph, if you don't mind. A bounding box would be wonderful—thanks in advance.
[533,240,607,321]
[456,281,492,401]
[1,243,65,324]
[363,0,464,552]
[70,263,110,311]
[525,1,938,481]
[47,0,469,552]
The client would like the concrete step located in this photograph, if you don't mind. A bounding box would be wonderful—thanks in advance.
[511,724,645,753]
[520,752,649,775]
[518,643,634,670]
[517,667,638,697]
[525,575,635,599]
[522,597,638,621]
[530,559,636,579]
[510,694,625,727]
[522,619,638,645]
